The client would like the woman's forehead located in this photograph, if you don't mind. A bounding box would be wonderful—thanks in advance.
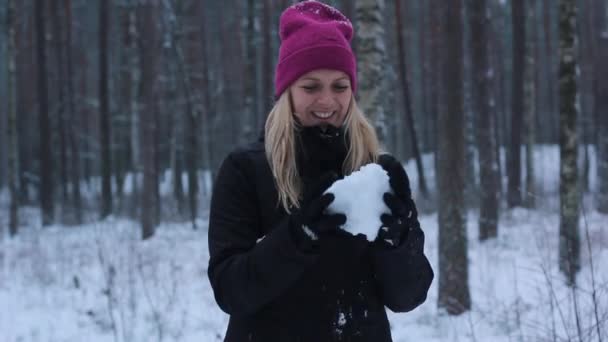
[297,69,349,82]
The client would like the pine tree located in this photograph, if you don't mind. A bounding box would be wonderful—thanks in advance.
[470,0,499,240]
[437,0,471,315]
[558,0,580,285]
[99,0,113,219]
[35,0,54,226]
[595,0,608,213]
[7,0,19,236]
[508,0,525,208]
[140,0,160,239]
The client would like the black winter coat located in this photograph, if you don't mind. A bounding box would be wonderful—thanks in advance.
[207,135,433,342]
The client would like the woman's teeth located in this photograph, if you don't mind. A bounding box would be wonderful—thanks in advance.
[312,111,334,119]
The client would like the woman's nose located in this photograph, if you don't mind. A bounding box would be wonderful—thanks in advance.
[316,90,334,107]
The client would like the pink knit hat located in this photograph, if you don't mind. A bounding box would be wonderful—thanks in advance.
[274,1,357,99]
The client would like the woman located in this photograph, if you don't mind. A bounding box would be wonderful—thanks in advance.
[207,1,433,341]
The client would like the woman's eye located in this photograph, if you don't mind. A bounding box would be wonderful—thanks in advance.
[334,85,349,92]
[302,86,318,92]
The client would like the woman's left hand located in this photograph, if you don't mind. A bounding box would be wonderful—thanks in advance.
[377,193,410,247]
[375,154,424,252]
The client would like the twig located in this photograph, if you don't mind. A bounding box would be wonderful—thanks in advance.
[569,281,583,342]
[136,249,164,342]
[93,224,119,342]
[533,228,572,341]
[580,198,604,342]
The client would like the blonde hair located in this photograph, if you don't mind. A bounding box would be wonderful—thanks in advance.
[264,91,381,212]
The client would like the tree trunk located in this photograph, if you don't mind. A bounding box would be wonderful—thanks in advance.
[429,1,445,178]
[437,0,471,315]
[51,0,69,212]
[139,0,160,239]
[508,0,525,208]
[173,0,206,228]
[470,0,499,240]
[420,1,432,153]
[36,0,54,226]
[64,0,82,224]
[558,0,580,286]
[115,2,134,209]
[524,0,537,208]
[7,0,19,236]
[15,0,35,206]
[394,0,428,197]
[99,0,112,219]
[355,0,387,144]
[543,0,558,143]
[594,0,608,213]
[127,4,141,219]
[488,2,503,196]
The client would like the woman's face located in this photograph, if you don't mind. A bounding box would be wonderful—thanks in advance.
[289,69,352,128]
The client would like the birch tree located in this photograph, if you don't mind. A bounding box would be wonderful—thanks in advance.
[355,0,387,144]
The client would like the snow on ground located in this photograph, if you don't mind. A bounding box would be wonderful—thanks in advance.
[1,205,605,342]
[1,144,606,341]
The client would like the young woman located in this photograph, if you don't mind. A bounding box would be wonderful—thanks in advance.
[207,1,433,341]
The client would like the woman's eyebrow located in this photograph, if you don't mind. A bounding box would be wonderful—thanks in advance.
[300,76,349,82]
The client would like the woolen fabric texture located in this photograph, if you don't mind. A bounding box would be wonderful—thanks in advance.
[274,0,357,98]
[207,131,434,341]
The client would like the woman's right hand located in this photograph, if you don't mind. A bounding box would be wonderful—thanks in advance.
[290,172,346,249]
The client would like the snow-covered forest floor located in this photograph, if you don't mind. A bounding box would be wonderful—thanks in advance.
[1,145,607,342]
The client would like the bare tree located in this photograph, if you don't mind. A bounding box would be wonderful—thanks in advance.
[429,1,445,172]
[594,0,608,213]
[508,0,525,208]
[394,0,428,197]
[558,0,580,286]
[36,0,54,226]
[437,0,471,315]
[64,0,82,224]
[168,0,204,228]
[99,0,112,219]
[355,0,387,144]
[51,0,69,212]
[542,0,558,143]
[524,0,537,208]
[470,0,499,240]
[139,0,160,239]
[7,0,19,235]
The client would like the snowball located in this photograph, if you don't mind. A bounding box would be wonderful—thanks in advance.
[325,163,391,241]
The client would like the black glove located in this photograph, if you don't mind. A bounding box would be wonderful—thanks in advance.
[377,193,423,252]
[375,155,423,251]
[376,154,411,200]
[290,172,347,251]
